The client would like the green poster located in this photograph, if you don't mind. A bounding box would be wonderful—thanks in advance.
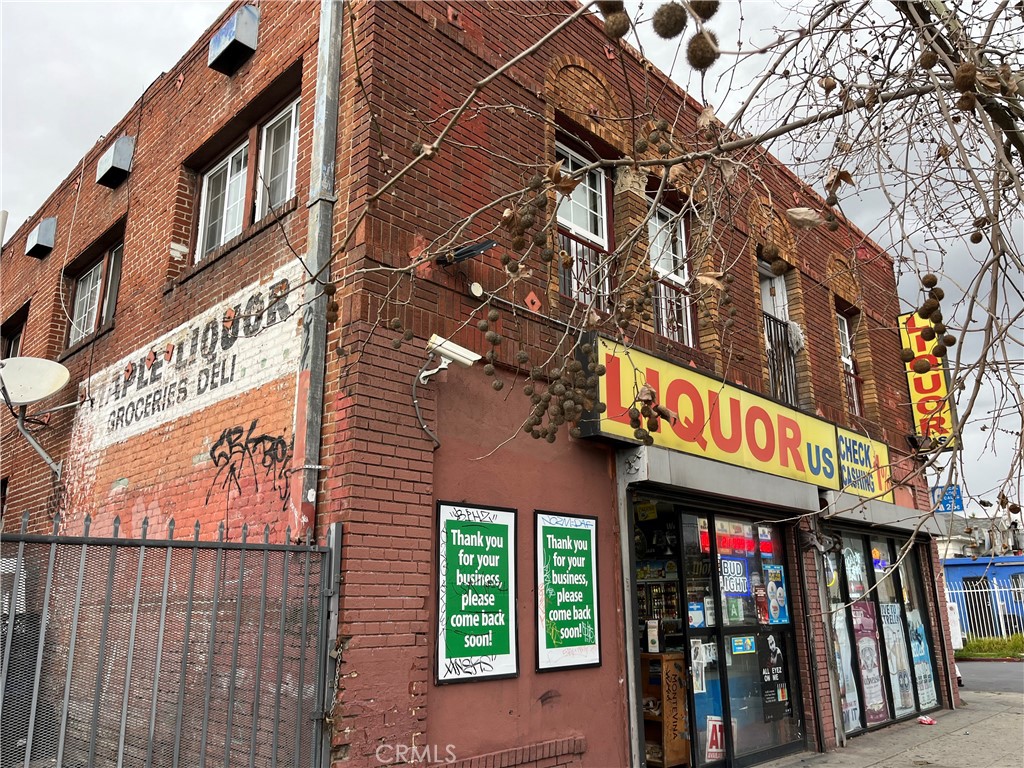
[437,504,518,682]
[536,512,601,670]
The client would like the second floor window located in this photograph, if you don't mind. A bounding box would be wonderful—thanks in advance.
[69,242,122,347]
[257,99,300,218]
[647,204,692,345]
[556,142,611,308]
[759,261,798,405]
[200,143,249,257]
[1,312,25,359]
[197,98,300,260]
[837,310,863,416]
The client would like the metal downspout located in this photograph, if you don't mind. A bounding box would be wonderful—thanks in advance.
[291,0,344,538]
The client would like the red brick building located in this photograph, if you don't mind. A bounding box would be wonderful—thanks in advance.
[1,2,960,767]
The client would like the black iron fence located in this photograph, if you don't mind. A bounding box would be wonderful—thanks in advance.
[1,513,340,768]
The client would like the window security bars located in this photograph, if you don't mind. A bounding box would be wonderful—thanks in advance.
[651,275,690,345]
[558,230,610,312]
[844,366,864,418]
[1,512,340,768]
[763,312,799,406]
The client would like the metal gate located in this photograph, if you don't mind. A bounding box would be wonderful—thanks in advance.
[1,513,340,768]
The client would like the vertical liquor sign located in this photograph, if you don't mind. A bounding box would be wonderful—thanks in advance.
[899,312,957,451]
[436,503,518,683]
[536,512,600,670]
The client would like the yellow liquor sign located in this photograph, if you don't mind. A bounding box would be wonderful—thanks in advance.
[898,313,956,451]
[593,338,840,489]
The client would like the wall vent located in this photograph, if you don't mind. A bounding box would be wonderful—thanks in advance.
[25,217,57,259]
[96,135,136,188]
[208,5,259,75]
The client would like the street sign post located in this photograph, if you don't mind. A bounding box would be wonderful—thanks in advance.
[930,484,964,513]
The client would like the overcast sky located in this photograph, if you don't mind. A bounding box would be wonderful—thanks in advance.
[0,1,230,236]
[1,1,1017,515]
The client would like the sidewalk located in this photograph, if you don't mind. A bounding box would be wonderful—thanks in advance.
[759,691,1024,768]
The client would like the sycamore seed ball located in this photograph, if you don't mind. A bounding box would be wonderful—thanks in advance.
[900,348,915,363]
[603,11,630,39]
[956,92,977,111]
[921,273,939,288]
[687,31,719,72]
[652,2,688,39]
[596,1,625,15]
[690,0,720,20]
[912,358,932,374]
[919,51,938,69]
[953,62,977,92]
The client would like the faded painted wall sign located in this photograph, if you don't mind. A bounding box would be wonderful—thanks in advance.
[74,264,303,451]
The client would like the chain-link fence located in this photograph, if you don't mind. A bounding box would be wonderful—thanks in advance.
[1,513,339,768]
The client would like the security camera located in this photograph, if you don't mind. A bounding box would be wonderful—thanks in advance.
[425,334,481,368]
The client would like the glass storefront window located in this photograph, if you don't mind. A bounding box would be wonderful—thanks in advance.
[825,551,862,733]
[843,534,891,726]
[830,530,940,730]
[717,519,789,628]
[899,547,939,708]
[725,630,800,758]
[872,538,916,717]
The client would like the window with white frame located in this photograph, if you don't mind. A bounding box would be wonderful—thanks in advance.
[196,97,300,260]
[257,99,300,218]
[556,142,610,306]
[837,310,863,416]
[199,143,249,258]
[647,204,692,345]
[69,242,122,347]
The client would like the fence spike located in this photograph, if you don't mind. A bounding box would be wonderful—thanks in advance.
[142,517,150,540]
[193,520,201,541]
[84,513,92,536]
[305,527,313,546]
[218,521,225,541]
[285,525,292,545]
[21,509,29,533]
[168,517,176,540]
[241,522,249,543]
[263,524,271,544]
[113,515,121,538]
[51,512,61,535]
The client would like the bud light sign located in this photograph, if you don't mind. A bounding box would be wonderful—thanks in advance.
[720,557,750,596]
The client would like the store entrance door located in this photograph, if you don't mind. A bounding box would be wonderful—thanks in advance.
[634,500,805,767]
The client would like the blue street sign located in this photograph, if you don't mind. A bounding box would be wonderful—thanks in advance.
[930,484,964,513]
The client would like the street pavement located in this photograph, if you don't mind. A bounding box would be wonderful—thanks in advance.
[958,660,1024,694]
[758,690,1024,768]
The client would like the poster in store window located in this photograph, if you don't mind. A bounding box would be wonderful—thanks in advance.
[907,608,938,708]
[851,601,890,724]
[880,602,916,715]
[758,631,791,722]
[763,564,790,625]
[535,512,600,670]
[436,503,518,683]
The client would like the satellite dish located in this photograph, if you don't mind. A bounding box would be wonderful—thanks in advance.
[0,357,71,406]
